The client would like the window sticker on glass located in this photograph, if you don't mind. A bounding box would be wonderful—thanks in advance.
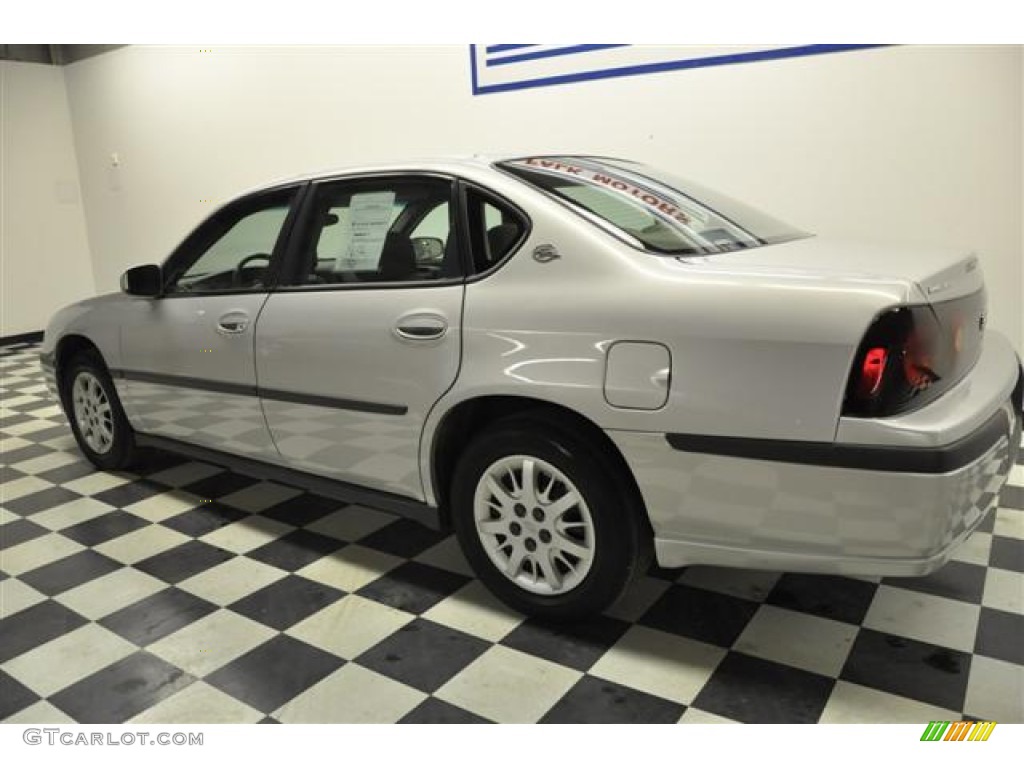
[339,191,397,270]
[510,158,709,227]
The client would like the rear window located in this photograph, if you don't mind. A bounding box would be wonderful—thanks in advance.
[500,157,809,256]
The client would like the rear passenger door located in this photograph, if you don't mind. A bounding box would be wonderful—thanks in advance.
[254,175,464,501]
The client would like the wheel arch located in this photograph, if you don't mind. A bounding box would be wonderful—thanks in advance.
[53,334,108,412]
[428,394,650,533]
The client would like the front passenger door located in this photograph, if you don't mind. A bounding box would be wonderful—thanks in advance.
[120,186,302,458]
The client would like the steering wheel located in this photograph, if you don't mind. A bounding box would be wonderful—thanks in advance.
[233,253,271,287]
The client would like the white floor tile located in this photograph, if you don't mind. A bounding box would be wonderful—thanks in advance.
[981,567,1024,614]
[1,533,84,575]
[296,544,402,592]
[199,517,294,554]
[94,525,190,564]
[0,577,47,618]
[437,645,581,723]
[274,664,426,723]
[305,505,397,542]
[589,626,725,705]
[819,680,960,723]
[129,681,264,724]
[733,605,857,677]
[55,567,166,621]
[124,491,204,523]
[3,623,136,697]
[863,585,981,652]
[176,557,286,607]
[287,594,414,659]
[964,654,1024,722]
[31,497,116,531]
[147,609,275,677]
[422,581,525,642]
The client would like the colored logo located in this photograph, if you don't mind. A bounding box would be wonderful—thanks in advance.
[920,721,996,741]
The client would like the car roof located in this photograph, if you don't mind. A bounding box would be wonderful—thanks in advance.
[237,153,639,197]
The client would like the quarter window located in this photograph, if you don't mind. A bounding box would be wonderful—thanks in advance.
[464,187,527,274]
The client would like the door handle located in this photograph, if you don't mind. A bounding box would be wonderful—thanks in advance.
[394,313,448,341]
[216,311,249,335]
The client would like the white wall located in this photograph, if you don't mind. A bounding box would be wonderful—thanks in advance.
[62,44,1022,351]
[1,60,95,336]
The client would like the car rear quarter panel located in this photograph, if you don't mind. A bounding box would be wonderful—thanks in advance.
[420,179,917,505]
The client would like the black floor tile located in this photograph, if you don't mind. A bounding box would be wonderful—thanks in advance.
[501,615,630,671]
[357,561,471,615]
[766,573,879,625]
[183,472,258,501]
[1,443,52,464]
[0,465,25,484]
[541,674,685,723]
[989,536,1023,573]
[40,461,99,485]
[357,618,490,693]
[229,575,344,631]
[261,494,342,527]
[26,425,72,442]
[0,518,49,549]
[0,600,88,664]
[358,518,448,558]
[161,503,248,538]
[246,529,343,572]
[883,560,987,604]
[49,651,194,723]
[132,449,189,476]
[974,607,1024,665]
[639,584,759,646]
[59,511,150,547]
[134,540,235,584]
[100,588,218,645]
[92,480,164,508]
[5,486,82,516]
[998,484,1023,510]
[205,635,344,713]
[0,668,41,720]
[400,696,491,724]
[840,629,971,711]
[19,550,122,596]
[975,508,997,533]
[692,652,834,723]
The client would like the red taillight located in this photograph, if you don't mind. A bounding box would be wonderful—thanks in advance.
[859,347,887,397]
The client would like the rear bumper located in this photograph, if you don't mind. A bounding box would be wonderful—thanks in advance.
[609,332,1022,576]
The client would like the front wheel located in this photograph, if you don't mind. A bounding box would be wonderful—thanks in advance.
[451,417,649,619]
[63,352,137,470]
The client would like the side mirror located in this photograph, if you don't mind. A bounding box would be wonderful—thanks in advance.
[120,265,163,297]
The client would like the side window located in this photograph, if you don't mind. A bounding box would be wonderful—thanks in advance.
[464,188,527,274]
[165,190,295,294]
[292,177,458,285]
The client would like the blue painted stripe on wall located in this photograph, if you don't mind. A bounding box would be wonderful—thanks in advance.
[470,44,887,95]
[485,44,630,67]
[485,44,537,54]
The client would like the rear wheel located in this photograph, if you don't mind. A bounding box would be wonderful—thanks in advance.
[451,416,649,619]
[63,351,137,470]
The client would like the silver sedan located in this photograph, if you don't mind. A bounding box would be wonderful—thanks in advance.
[41,155,1023,618]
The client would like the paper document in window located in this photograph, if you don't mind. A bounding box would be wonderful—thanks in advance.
[338,191,397,270]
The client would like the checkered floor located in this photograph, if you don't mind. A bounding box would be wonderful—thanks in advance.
[2,340,1022,724]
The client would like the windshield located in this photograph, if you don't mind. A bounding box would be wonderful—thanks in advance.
[499,156,809,255]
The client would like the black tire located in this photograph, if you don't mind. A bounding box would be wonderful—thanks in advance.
[451,414,650,620]
[62,350,137,470]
